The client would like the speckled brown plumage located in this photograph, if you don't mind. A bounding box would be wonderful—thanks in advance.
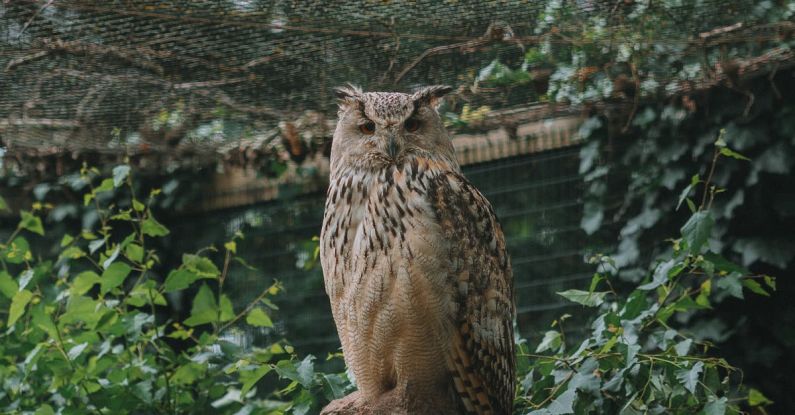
[320,85,515,415]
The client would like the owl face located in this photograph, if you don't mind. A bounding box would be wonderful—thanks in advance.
[330,85,457,173]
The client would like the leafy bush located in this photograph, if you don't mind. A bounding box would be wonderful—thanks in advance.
[514,135,774,414]
[0,165,350,414]
[0,146,775,414]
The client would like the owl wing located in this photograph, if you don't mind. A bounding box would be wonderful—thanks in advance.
[428,172,515,414]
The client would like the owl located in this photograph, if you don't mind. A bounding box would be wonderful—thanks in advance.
[320,85,515,415]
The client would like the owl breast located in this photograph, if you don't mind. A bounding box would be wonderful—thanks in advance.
[320,157,460,406]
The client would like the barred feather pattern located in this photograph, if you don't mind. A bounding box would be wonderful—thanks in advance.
[320,88,514,415]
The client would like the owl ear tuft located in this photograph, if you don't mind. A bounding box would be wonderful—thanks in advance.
[333,84,363,109]
[412,85,453,109]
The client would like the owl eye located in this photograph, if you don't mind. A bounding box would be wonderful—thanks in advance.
[359,121,376,135]
[404,118,420,132]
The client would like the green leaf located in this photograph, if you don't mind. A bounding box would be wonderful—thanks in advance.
[639,259,676,290]
[88,238,105,254]
[18,211,44,235]
[60,234,74,247]
[716,274,743,299]
[31,305,58,339]
[546,389,576,415]
[95,178,114,193]
[182,254,220,278]
[34,404,55,415]
[557,289,608,307]
[164,269,200,292]
[763,275,776,291]
[184,284,218,327]
[320,373,349,401]
[246,308,274,327]
[676,361,704,394]
[71,271,101,295]
[719,147,750,161]
[703,396,727,415]
[100,262,132,295]
[681,211,714,254]
[676,175,699,211]
[172,362,207,385]
[125,243,144,262]
[2,236,30,264]
[0,195,8,212]
[535,330,562,353]
[59,246,85,261]
[748,388,773,406]
[127,281,167,307]
[18,269,34,290]
[219,294,234,322]
[61,296,102,326]
[742,279,769,296]
[0,271,19,298]
[8,289,33,326]
[132,199,145,212]
[240,365,271,395]
[674,339,692,356]
[112,165,131,187]
[295,355,316,388]
[142,216,170,237]
[686,198,697,213]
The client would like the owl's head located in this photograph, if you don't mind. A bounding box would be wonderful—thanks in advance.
[330,85,458,174]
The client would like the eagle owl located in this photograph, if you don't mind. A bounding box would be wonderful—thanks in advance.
[320,85,515,415]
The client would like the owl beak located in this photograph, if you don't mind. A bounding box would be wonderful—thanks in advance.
[387,136,399,159]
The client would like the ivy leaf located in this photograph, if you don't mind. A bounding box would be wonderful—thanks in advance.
[674,339,692,356]
[142,217,170,237]
[676,361,704,394]
[703,396,727,415]
[639,259,676,290]
[18,211,44,236]
[557,289,608,307]
[246,308,274,327]
[295,355,316,388]
[681,211,713,254]
[184,284,218,327]
[536,330,562,353]
[112,165,131,187]
[716,274,743,299]
[320,373,349,401]
[8,289,33,326]
[100,262,132,295]
[546,389,576,414]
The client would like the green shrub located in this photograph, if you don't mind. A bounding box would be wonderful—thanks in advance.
[514,133,774,414]
[0,165,350,414]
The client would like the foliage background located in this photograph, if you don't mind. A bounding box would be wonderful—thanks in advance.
[1,0,794,413]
